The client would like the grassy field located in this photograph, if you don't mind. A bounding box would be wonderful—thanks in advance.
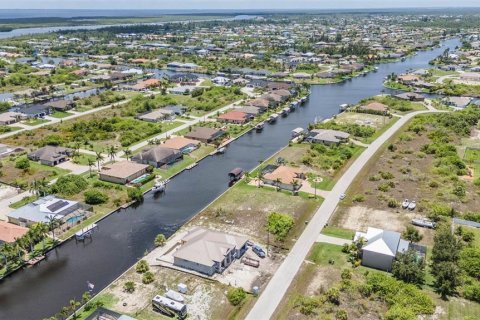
[308,243,348,266]
[320,226,355,240]
[9,195,39,209]
[0,157,70,186]
[50,111,73,119]
[334,112,400,144]
[22,118,50,126]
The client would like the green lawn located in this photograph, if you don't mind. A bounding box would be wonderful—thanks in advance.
[321,226,355,240]
[50,111,73,118]
[71,153,97,166]
[308,243,348,266]
[22,118,49,126]
[308,176,335,191]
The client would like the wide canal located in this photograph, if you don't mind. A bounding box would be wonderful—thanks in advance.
[0,38,460,320]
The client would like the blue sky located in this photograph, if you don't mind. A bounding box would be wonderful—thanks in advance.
[1,0,480,9]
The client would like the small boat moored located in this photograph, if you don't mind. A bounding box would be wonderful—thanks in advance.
[216,146,226,154]
[267,113,279,123]
[339,103,350,112]
[152,179,169,193]
[255,122,265,131]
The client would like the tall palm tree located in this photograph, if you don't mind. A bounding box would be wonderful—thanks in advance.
[95,151,104,171]
[46,215,61,240]
[274,178,282,191]
[29,179,39,196]
[291,179,300,195]
[36,178,48,197]
[256,170,264,187]
[123,148,132,161]
[108,145,117,162]
[87,159,95,177]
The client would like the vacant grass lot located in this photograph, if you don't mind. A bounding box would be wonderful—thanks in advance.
[0,157,70,186]
[192,181,322,250]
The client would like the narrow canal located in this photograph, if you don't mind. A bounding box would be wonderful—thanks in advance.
[0,38,460,320]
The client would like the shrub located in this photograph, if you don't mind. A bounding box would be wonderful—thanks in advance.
[336,309,348,320]
[385,305,416,320]
[352,194,365,202]
[15,156,30,170]
[84,189,109,205]
[135,259,149,273]
[463,281,480,302]
[154,233,166,247]
[127,187,143,202]
[226,287,246,306]
[294,296,320,316]
[142,271,155,284]
[380,171,394,179]
[123,281,135,293]
[326,287,340,305]
[51,174,88,196]
[460,247,480,279]
[387,198,400,208]
[267,212,294,241]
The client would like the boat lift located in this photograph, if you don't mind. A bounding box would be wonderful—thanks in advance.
[75,223,98,241]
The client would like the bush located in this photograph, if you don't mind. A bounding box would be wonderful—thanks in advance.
[336,309,348,320]
[127,187,143,202]
[154,233,166,247]
[326,287,340,305]
[385,305,416,320]
[267,212,294,241]
[294,296,320,316]
[227,287,246,306]
[460,247,480,279]
[463,281,480,302]
[142,271,155,284]
[123,281,135,293]
[135,259,149,273]
[380,171,394,179]
[387,198,399,208]
[51,174,88,196]
[84,189,109,205]
[15,156,30,170]
[352,194,365,202]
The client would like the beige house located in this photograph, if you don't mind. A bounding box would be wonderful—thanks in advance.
[99,161,149,184]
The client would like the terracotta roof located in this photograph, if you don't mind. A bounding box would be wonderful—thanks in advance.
[218,111,248,121]
[264,166,304,184]
[163,137,200,150]
[0,221,28,243]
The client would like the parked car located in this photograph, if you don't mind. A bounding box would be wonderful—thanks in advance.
[339,193,346,200]
[252,244,266,258]
[246,240,254,247]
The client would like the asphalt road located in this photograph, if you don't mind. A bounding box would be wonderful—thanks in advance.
[245,109,442,320]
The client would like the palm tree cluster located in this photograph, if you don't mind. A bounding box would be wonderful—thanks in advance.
[0,222,56,273]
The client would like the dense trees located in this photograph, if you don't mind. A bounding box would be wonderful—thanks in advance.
[267,212,294,241]
[431,225,463,298]
[392,249,425,286]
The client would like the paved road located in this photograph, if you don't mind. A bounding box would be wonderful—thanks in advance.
[245,109,443,320]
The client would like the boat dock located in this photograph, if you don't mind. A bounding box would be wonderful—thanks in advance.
[75,223,98,241]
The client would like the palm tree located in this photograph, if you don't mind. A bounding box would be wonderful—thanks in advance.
[36,178,48,197]
[46,215,61,240]
[291,179,300,195]
[95,151,104,171]
[123,148,132,161]
[274,178,282,191]
[29,179,39,196]
[87,159,95,177]
[256,170,264,187]
[108,145,117,162]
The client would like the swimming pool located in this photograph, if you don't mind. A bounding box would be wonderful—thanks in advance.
[66,215,83,224]
[130,174,150,184]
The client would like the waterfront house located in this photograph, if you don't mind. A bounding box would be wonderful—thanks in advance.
[0,111,23,125]
[137,108,176,122]
[131,146,183,168]
[185,127,226,143]
[44,99,74,111]
[235,105,265,116]
[217,111,250,124]
[262,165,306,191]
[394,92,425,102]
[443,96,472,109]
[28,146,74,166]
[173,227,248,276]
[131,79,160,91]
[99,161,149,184]
[162,137,200,153]
[359,102,389,113]
[248,98,271,109]
[306,129,350,145]
[0,221,28,244]
[7,196,83,227]
[12,104,52,119]
[354,227,426,272]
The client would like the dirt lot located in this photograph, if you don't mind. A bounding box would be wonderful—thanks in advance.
[190,181,321,250]
[335,112,391,130]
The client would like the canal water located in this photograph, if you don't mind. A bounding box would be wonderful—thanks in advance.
[0,38,460,320]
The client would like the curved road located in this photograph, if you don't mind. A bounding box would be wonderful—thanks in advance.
[246,108,445,320]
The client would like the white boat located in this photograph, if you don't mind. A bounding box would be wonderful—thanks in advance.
[152,179,169,193]
[402,199,410,209]
[267,114,279,123]
[217,147,226,154]
[255,122,265,131]
[408,200,416,210]
[412,218,436,229]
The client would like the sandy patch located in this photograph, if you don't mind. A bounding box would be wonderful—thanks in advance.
[305,266,340,295]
